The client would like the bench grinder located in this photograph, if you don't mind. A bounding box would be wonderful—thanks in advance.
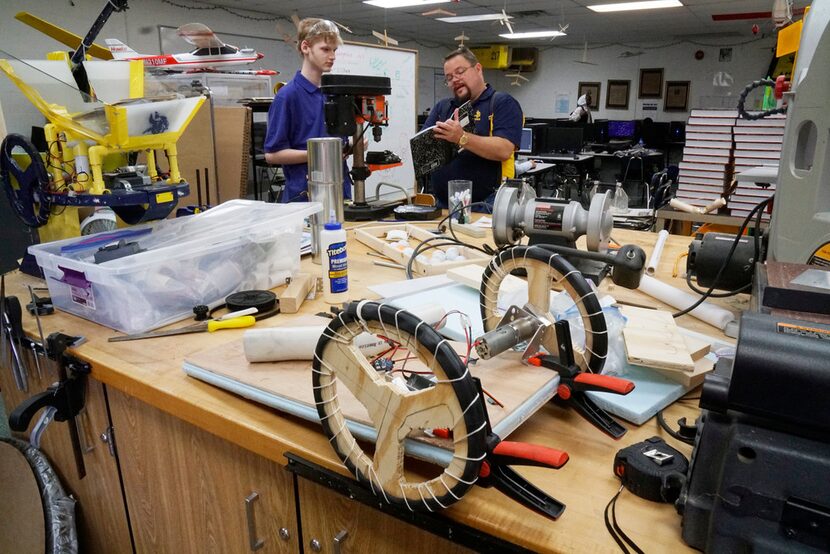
[491,181,644,286]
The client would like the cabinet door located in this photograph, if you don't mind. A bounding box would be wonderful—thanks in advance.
[297,478,473,554]
[107,387,298,554]
[0,355,133,554]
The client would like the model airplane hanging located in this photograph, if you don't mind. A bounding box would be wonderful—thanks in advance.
[372,29,399,46]
[455,32,470,46]
[573,41,598,65]
[105,23,275,74]
[505,71,529,87]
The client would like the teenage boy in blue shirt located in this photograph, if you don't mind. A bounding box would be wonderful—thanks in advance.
[264,19,352,203]
[423,46,523,209]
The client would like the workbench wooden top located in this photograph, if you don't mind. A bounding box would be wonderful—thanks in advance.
[4,226,743,553]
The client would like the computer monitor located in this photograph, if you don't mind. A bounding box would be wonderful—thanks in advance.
[608,120,636,140]
[670,121,686,142]
[546,127,584,154]
[641,121,670,148]
[593,120,609,144]
[526,122,551,154]
[518,127,533,154]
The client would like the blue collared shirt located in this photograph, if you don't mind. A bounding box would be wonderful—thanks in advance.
[423,85,523,206]
[264,71,352,203]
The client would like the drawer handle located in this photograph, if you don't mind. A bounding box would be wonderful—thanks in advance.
[334,529,349,554]
[244,492,265,551]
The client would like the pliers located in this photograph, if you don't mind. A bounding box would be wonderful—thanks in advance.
[527,321,635,439]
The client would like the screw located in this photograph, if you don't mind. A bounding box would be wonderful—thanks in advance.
[310,539,322,552]
[279,528,290,541]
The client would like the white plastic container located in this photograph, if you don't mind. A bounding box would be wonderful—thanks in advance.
[28,199,321,333]
[320,221,348,304]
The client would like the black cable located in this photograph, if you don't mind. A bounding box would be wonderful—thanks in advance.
[685,271,752,297]
[672,196,772,318]
[405,236,466,279]
[736,79,788,121]
[604,485,645,554]
[441,200,493,247]
[656,410,696,446]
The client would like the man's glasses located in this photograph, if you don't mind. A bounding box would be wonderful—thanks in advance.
[443,65,474,86]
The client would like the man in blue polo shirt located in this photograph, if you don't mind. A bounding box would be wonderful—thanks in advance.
[423,46,523,208]
[264,19,351,203]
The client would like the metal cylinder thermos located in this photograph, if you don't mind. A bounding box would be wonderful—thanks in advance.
[307,138,345,264]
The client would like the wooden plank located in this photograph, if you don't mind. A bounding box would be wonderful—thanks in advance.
[446,263,526,296]
[184,325,557,449]
[451,223,487,238]
[354,223,487,276]
[280,272,315,314]
[647,355,715,388]
[214,106,251,202]
[682,334,711,361]
[621,305,695,371]
[169,104,218,208]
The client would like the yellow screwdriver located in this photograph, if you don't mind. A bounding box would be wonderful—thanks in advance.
[108,314,256,342]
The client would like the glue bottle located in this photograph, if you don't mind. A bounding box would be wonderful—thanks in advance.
[321,219,348,304]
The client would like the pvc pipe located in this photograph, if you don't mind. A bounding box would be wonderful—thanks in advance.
[637,275,736,330]
[244,303,448,362]
[646,230,669,276]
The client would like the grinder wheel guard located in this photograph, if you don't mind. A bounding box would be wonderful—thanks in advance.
[312,301,488,511]
[480,245,608,373]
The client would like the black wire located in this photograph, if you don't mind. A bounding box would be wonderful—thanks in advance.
[657,410,696,446]
[440,199,493,248]
[736,79,788,121]
[604,485,645,554]
[672,196,772,318]
[405,237,467,279]
[685,271,752,297]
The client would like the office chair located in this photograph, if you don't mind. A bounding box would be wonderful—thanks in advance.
[649,167,678,210]
[250,122,284,202]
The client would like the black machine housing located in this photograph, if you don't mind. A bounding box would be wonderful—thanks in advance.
[687,232,761,291]
[321,74,392,137]
[678,312,830,552]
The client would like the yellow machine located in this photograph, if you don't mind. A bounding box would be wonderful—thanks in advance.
[0,2,204,243]
[0,51,204,242]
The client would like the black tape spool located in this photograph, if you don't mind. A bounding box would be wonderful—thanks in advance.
[207,290,279,321]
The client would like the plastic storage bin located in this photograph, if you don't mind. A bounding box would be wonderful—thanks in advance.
[29,199,321,334]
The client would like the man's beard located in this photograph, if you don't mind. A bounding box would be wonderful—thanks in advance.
[453,86,470,103]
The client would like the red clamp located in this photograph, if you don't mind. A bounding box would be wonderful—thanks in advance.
[774,75,790,99]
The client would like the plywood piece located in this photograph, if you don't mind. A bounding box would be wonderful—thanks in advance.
[621,305,695,372]
[354,223,488,276]
[0,442,46,554]
[280,272,315,313]
[214,106,251,202]
[451,223,486,238]
[682,334,711,361]
[184,318,557,449]
[175,103,219,207]
[647,355,715,388]
[446,264,526,296]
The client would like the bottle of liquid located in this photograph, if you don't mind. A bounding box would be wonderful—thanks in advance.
[321,221,348,304]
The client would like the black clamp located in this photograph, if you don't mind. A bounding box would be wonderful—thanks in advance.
[9,332,89,433]
[472,378,570,520]
[527,321,634,439]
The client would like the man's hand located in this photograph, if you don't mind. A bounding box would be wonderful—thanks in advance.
[433,109,464,145]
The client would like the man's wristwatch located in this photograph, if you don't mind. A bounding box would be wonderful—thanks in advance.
[458,132,469,147]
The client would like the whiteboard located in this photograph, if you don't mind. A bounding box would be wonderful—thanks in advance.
[331,42,418,198]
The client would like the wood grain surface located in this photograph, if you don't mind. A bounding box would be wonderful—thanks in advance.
[1,226,741,553]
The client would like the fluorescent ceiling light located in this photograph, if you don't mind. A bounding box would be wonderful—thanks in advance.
[364,0,449,8]
[500,30,567,39]
[437,14,509,23]
[588,0,683,13]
